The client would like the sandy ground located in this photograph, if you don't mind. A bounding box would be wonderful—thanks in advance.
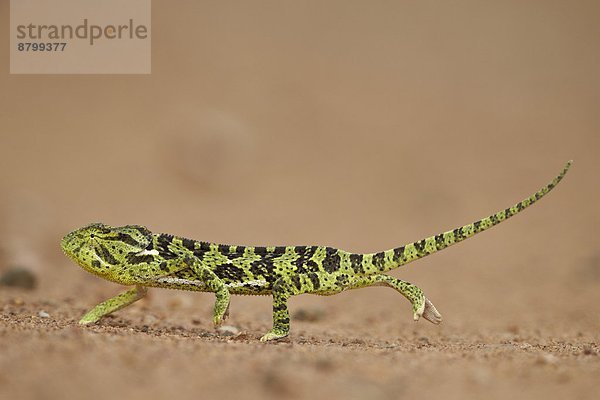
[1,1,599,399]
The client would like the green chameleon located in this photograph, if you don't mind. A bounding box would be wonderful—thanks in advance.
[62,161,571,341]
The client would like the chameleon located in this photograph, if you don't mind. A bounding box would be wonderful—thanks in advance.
[61,161,571,341]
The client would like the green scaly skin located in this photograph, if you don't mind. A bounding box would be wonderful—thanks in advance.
[61,161,572,341]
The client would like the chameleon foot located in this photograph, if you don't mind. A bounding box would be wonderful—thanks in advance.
[223,302,230,320]
[213,303,231,326]
[259,329,289,342]
[414,297,442,324]
[212,290,231,326]
[79,315,100,325]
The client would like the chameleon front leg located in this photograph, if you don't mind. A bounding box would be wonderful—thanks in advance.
[345,274,442,324]
[79,285,147,324]
[184,256,231,326]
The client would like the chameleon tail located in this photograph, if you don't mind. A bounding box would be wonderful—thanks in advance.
[370,160,572,272]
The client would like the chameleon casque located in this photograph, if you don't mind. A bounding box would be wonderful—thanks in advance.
[62,161,571,341]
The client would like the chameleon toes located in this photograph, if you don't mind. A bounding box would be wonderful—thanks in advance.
[259,330,289,342]
[413,298,426,321]
[412,296,441,324]
[213,304,231,326]
[421,298,442,324]
[223,302,230,320]
[78,317,98,325]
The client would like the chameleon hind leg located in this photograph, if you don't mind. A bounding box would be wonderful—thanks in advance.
[261,274,325,342]
[261,278,294,341]
[345,275,442,324]
[79,285,147,324]
[261,271,357,341]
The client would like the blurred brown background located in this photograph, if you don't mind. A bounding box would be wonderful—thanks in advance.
[1,1,599,400]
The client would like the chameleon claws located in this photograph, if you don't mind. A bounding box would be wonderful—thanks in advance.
[259,330,289,342]
[413,297,442,324]
[212,291,231,327]
[223,302,230,320]
[213,303,231,327]
[213,312,226,326]
[79,310,104,325]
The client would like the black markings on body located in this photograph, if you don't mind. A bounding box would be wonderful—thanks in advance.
[126,252,155,265]
[96,244,119,265]
[132,226,152,239]
[159,262,169,272]
[414,239,426,254]
[322,247,341,273]
[307,272,320,290]
[294,246,318,274]
[394,246,405,261]
[291,275,302,290]
[274,246,286,254]
[249,260,274,283]
[335,274,349,288]
[182,238,195,251]
[214,264,246,281]
[198,241,211,251]
[157,234,178,260]
[253,246,268,255]
[273,303,286,312]
[349,253,364,273]
[104,233,139,247]
[434,234,445,249]
[453,228,463,240]
[372,252,385,269]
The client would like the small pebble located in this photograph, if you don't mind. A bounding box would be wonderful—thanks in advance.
[216,325,240,336]
[142,314,158,325]
[38,310,50,318]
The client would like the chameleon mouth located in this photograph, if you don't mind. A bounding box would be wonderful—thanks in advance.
[60,233,73,255]
[61,231,78,254]
[60,235,70,251]
[60,231,89,265]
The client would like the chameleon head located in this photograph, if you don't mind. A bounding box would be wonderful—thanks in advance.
[61,223,153,283]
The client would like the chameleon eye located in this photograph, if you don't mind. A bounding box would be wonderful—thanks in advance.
[90,234,95,238]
